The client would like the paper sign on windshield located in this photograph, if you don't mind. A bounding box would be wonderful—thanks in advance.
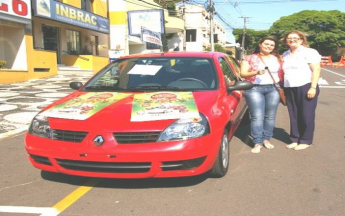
[131,92,199,122]
[41,92,132,120]
[127,64,162,75]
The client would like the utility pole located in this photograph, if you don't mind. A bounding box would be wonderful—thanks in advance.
[239,16,250,58]
[209,0,215,51]
[182,6,186,51]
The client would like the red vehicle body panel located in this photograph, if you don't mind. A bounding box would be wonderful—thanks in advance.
[25,52,248,178]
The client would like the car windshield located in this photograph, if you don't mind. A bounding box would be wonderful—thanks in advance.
[83,57,217,92]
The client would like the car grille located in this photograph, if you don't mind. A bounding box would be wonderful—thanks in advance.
[161,156,206,171]
[51,129,88,143]
[56,159,151,173]
[113,132,161,144]
[30,154,52,166]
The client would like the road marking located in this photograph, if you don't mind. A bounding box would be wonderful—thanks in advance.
[322,68,345,78]
[335,80,345,85]
[0,206,58,215]
[318,77,329,85]
[0,178,101,215]
[51,178,102,215]
[321,69,345,88]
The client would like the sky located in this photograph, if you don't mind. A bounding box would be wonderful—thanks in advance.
[210,0,345,42]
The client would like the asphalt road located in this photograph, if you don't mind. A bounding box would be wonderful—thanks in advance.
[0,67,344,216]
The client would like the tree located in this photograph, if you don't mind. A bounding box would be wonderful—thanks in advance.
[232,29,269,54]
[269,10,345,60]
[204,44,227,53]
[232,10,345,60]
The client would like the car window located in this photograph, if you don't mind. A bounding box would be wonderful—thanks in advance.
[83,57,217,91]
[218,57,236,86]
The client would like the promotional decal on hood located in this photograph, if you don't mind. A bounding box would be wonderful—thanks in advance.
[41,92,132,120]
[131,92,199,122]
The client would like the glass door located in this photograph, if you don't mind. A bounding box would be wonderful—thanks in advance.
[42,24,60,63]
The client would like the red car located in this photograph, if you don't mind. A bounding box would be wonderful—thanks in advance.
[25,52,252,178]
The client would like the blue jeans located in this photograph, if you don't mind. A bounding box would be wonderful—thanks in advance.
[244,84,280,145]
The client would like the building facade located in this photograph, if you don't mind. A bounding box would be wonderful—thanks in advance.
[108,0,185,58]
[1,0,230,84]
[0,0,110,84]
[180,4,226,52]
[0,0,33,83]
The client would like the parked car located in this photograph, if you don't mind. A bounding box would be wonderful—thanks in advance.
[25,52,253,179]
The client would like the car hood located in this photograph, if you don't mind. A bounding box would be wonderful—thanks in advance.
[43,91,218,132]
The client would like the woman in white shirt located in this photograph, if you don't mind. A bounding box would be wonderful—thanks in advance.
[241,36,284,153]
[282,30,321,150]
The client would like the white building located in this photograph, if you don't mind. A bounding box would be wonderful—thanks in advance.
[179,4,226,51]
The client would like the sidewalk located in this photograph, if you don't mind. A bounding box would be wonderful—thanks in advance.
[0,71,93,140]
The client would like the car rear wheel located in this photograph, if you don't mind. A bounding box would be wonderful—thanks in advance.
[209,129,229,178]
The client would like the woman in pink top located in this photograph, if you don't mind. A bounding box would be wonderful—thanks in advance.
[241,36,284,153]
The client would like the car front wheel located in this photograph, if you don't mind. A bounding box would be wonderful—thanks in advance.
[209,129,230,178]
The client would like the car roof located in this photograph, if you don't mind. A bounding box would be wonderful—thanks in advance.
[119,51,223,59]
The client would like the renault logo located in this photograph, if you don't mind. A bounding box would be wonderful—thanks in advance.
[93,135,104,146]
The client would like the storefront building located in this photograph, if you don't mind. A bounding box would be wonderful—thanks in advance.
[108,0,185,57]
[1,0,110,84]
[0,0,33,83]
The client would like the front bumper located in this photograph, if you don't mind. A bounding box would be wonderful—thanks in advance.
[25,129,223,178]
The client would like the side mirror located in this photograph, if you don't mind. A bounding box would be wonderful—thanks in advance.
[227,81,253,93]
[69,82,83,90]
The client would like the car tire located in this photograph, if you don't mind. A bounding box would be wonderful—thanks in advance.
[209,129,230,178]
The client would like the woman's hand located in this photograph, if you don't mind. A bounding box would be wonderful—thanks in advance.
[257,69,266,75]
[307,88,317,99]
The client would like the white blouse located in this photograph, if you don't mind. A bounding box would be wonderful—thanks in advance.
[282,46,321,87]
[253,55,281,85]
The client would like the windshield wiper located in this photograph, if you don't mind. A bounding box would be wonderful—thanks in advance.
[84,86,122,91]
[128,86,182,91]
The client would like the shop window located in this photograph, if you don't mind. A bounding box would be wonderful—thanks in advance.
[83,35,99,55]
[186,29,196,42]
[81,0,93,12]
[42,25,59,52]
[66,29,81,54]
[90,35,99,55]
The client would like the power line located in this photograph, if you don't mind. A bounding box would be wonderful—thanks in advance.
[215,12,235,29]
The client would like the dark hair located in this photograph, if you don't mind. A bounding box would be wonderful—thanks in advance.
[282,30,309,47]
[252,36,280,59]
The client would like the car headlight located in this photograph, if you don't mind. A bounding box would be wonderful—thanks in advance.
[158,113,210,141]
[28,114,52,138]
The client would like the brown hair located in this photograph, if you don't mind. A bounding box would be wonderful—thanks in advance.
[282,30,309,47]
[253,36,280,59]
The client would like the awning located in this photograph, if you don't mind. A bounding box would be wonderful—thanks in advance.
[0,13,31,26]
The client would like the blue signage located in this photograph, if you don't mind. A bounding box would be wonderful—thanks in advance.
[33,0,109,34]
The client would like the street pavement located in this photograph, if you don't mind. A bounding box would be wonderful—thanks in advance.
[0,71,93,140]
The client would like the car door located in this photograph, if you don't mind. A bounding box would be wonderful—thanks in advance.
[217,55,247,135]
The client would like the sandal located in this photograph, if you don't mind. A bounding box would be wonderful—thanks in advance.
[286,142,298,149]
[294,144,311,150]
[251,144,262,153]
[263,140,274,149]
